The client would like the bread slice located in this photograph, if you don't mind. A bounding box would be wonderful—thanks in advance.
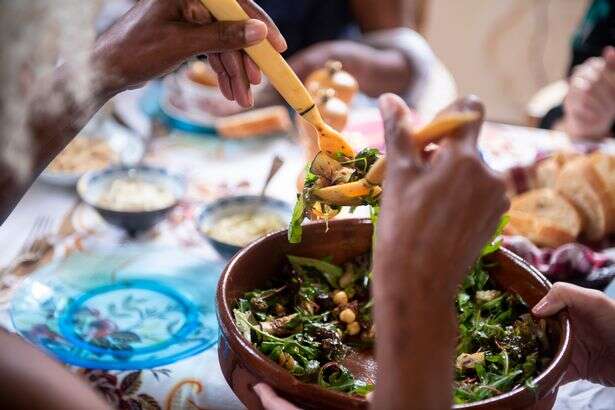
[589,152,615,233]
[555,157,612,241]
[215,106,291,139]
[534,152,579,189]
[506,189,581,248]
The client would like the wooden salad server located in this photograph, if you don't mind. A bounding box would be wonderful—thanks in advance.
[199,0,355,158]
[311,111,481,206]
[365,111,481,185]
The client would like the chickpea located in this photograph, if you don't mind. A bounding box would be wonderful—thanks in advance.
[346,321,361,336]
[339,308,356,323]
[332,290,348,306]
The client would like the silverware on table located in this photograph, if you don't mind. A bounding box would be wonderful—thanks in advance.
[259,155,284,200]
[0,216,54,277]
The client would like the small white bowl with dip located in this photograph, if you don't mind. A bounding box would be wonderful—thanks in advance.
[77,165,186,236]
[197,195,293,259]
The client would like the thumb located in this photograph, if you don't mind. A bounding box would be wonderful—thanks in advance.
[187,19,268,54]
[532,282,606,317]
[378,94,414,159]
[603,46,615,69]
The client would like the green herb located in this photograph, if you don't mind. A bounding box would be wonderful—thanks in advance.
[288,193,306,244]
[287,255,343,288]
[289,149,382,245]
[248,213,549,402]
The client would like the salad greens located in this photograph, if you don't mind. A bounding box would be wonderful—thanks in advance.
[235,253,374,396]
[235,218,552,402]
[288,148,383,243]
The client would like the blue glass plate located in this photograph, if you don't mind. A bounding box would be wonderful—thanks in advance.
[10,246,223,370]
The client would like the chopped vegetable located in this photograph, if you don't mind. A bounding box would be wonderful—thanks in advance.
[235,231,552,401]
[290,149,384,243]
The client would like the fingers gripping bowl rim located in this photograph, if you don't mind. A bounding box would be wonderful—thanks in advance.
[216,219,572,410]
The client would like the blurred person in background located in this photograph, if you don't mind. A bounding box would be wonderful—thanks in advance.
[197,0,437,114]
[250,0,434,103]
[540,0,615,140]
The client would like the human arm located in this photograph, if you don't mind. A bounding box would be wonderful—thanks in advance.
[0,0,285,222]
[0,330,110,410]
[287,0,419,98]
[371,94,508,409]
[532,282,615,386]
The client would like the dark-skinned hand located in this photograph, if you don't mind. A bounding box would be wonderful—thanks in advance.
[93,0,286,107]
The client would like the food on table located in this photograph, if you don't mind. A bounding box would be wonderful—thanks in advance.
[305,60,359,104]
[96,177,176,212]
[48,136,117,173]
[555,156,613,241]
[533,152,579,189]
[187,60,218,87]
[508,151,615,245]
[588,152,615,232]
[215,106,291,138]
[506,189,581,248]
[289,111,480,243]
[204,211,286,247]
[234,229,552,403]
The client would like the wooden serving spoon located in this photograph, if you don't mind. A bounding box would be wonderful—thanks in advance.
[199,0,355,159]
[311,111,481,206]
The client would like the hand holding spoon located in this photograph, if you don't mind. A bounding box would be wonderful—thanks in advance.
[199,0,355,158]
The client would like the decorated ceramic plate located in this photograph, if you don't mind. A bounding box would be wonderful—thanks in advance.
[10,245,222,370]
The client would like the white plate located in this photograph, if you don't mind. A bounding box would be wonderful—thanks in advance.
[160,75,218,129]
[40,120,144,187]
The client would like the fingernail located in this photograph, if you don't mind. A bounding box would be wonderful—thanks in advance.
[532,298,549,315]
[245,20,267,44]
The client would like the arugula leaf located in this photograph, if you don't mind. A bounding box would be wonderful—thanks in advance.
[288,194,306,244]
[287,255,343,288]
[234,309,253,342]
[481,215,510,257]
[318,363,374,395]
[353,148,381,174]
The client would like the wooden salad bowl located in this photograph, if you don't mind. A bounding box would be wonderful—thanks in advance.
[217,219,572,410]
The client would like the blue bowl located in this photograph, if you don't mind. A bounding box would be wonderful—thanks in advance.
[77,165,186,236]
[197,195,293,259]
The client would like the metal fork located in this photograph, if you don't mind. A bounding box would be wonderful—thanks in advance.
[1,216,54,274]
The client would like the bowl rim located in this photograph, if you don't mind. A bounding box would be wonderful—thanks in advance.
[217,218,572,408]
[195,194,294,249]
[76,164,187,214]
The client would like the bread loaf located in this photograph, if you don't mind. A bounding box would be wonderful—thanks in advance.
[555,157,612,241]
[215,106,291,139]
[506,188,581,248]
[589,152,615,233]
[534,152,579,189]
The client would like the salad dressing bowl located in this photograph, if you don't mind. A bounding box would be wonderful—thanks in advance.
[217,219,572,410]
